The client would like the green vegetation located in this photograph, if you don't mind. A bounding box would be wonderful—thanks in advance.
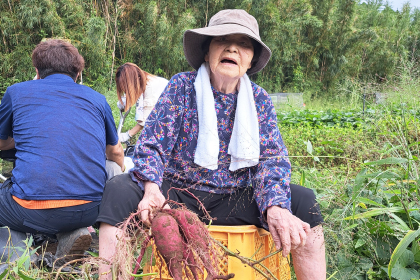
[2,0,420,98]
[281,77,420,279]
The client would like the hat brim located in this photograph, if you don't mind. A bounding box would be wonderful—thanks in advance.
[183,24,271,75]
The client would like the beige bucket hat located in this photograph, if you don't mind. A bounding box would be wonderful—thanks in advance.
[183,9,272,75]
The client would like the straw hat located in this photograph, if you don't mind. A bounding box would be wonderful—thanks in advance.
[183,9,272,75]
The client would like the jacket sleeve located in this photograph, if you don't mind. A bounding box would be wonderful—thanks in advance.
[130,74,185,190]
[250,85,292,223]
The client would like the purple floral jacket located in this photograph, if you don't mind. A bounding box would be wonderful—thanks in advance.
[130,71,292,225]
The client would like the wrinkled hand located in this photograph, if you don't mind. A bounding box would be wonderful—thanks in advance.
[138,182,170,227]
[118,131,131,143]
[267,206,311,257]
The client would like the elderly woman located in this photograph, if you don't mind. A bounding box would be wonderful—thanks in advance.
[97,9,326,280]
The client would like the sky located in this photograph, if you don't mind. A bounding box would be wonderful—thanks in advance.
[386,0,420,10]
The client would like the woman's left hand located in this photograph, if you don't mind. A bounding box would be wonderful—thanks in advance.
[266,205,311,257]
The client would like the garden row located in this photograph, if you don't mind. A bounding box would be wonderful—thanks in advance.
[281,110,420,279]
[277,107,420,128]
[280,109,420,171]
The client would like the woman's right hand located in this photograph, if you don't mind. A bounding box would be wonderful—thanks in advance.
[138,181,170,226]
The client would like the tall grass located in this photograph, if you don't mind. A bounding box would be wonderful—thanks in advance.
[285,67,420,280]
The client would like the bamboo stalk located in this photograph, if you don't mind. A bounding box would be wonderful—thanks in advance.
[109,2,119,90]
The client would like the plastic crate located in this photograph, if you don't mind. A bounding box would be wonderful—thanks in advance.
[143,225,291,280]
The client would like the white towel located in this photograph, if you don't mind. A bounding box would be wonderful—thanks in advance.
[194,62,260,171]
[194,63,219,170]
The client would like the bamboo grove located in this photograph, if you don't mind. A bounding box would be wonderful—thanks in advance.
[1,0,420,97]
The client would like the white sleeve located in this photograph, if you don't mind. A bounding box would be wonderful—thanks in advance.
[140,76,169,126]
[135,94,144,124]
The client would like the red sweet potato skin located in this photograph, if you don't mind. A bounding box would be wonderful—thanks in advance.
[163,208,217,277]
[183,247,200,280]
[152,212,185,280]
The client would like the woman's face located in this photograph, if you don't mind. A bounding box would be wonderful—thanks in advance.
[204,34,254,83]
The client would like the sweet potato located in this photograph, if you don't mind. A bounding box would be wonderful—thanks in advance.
[115,205,227,280]
[183,247,200,280]
[151,212,185,280]
[163,208,218,278]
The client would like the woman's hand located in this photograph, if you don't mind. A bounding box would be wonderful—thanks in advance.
[267,205,311,257]
[138,181,170,226]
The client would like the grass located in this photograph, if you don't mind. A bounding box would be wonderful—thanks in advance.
[286,73,420,279]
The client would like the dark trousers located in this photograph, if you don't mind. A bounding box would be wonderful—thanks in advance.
[97,174,323,228]
[0,179,100,236]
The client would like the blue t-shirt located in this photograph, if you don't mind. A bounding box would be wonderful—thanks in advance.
[0,74,118,201]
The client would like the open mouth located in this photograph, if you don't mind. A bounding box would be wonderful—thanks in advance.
[221,58,237,65]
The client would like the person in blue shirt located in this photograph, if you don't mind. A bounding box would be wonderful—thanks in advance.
[97,10,326,280]
[0,39,124,264]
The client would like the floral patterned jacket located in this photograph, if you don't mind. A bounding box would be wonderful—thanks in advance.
[130,71,292,225]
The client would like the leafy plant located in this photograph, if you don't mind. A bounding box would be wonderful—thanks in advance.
[0,235,40,280]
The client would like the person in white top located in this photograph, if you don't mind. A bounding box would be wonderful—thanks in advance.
[115,63,169,142]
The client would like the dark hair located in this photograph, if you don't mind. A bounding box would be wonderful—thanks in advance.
[202,36,262,70]
[250,38,261,69]
[115,62,151,111]
[32,39,85,80]
[201,36,213,56]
